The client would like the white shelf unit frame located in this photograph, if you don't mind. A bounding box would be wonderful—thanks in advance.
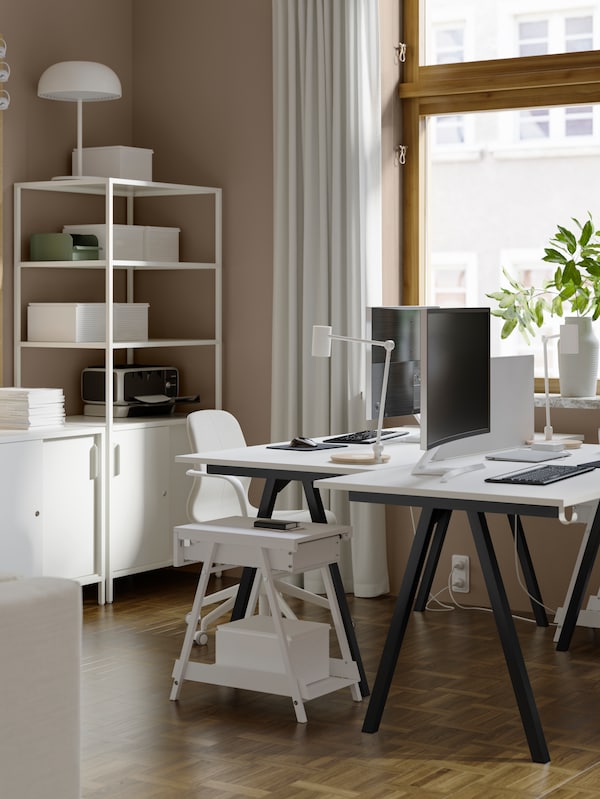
[13,178,223,601]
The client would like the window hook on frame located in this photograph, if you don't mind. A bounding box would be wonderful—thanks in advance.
[394,42,406,64]
[394,145,407,167]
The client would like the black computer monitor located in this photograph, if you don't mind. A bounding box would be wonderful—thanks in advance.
[414,306,491,475]
[366,306,422,421]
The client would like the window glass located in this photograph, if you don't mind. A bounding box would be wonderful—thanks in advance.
[424,105,600,377]
[424,1,599,65]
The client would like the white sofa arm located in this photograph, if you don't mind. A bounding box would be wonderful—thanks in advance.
[0,577,81,799]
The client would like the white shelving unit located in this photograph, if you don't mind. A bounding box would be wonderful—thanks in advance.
[12,177,222,602]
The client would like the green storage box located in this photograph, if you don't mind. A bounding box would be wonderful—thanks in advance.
[29,232,101,261]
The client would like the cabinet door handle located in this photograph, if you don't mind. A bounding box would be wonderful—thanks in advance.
[89,443,99,479]
[113,443,121,477]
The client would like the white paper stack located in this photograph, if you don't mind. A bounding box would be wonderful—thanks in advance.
[0,387,65,429]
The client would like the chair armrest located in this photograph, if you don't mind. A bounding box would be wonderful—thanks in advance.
[185,468,253,517]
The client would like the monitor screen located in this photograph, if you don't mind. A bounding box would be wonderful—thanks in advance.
[420,307,491,452]
[366,306,422,421]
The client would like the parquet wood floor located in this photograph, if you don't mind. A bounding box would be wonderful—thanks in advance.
[81,569,600,798]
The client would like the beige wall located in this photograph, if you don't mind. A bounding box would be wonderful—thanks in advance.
[2,0,273,441]
[131,0,274,442]
[2,0,134,400]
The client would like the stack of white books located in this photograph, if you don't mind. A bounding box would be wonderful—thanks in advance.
[0,387,65,429]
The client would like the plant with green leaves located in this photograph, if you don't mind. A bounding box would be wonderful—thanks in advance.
[487,214,600,342]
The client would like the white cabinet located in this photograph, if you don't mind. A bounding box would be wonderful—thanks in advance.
[108,419,190,581]
[42,432,101,583]
[0,438,43,576]
[13,178,222,602]
[0,428,103,600]
[110,424,170,575]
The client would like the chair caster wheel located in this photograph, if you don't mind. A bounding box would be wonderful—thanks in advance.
[193,631,209,646]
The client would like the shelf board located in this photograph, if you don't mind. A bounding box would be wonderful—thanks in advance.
[20,260,218,270]
[534,393,600,410]
[15,178,221,198]
[20,339,217,349]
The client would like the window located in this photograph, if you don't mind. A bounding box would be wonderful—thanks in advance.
[434,25,465,64]
[400,0,600,385]
[427,253,479,307]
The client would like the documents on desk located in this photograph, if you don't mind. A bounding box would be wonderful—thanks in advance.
[485,447,571,463]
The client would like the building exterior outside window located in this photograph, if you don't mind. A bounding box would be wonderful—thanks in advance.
[417,1,600,378]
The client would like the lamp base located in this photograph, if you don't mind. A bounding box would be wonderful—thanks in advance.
[525,437,583,449]
[329,450,391,465]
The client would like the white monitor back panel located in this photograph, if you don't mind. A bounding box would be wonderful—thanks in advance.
[437,354,534,459]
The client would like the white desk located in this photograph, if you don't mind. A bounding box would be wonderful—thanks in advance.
[316,446,600,763]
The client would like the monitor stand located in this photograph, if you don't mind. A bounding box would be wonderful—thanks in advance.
[411,447,485,481]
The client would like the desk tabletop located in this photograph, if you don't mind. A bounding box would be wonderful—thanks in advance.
[175,435,421,475]
[315,444,600,514]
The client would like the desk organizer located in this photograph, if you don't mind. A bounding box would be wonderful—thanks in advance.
[63,224,179,262]
[30,232,100,261]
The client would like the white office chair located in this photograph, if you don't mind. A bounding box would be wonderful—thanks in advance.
[184,409,334,644]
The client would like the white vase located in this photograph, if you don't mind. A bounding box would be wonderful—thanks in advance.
[558,317,599,397]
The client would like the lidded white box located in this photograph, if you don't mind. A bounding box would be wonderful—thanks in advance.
[63,224,144,260]
[28,303,149,342]
[72,146,153,181]
[216,615,330,684]
[143,226,180,262]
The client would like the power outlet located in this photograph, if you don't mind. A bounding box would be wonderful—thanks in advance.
[451,554,470,593]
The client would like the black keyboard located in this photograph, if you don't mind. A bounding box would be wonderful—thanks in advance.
[486,461,600,486]
[323,429,409,445]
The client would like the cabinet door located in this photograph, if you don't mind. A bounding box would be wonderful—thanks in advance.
[42,435,100,581]
[0,440,43,576]
[169,421,191,528]
[110,426,171,575]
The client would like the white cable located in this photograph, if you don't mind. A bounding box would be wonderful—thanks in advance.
[413,507,556,625]
[512,515,557,617]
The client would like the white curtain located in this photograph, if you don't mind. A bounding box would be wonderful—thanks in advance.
[271,0,388,597]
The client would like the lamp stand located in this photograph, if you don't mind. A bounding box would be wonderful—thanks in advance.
[539,330,582,449]
[75,98,83,177]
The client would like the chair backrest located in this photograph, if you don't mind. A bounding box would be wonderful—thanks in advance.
[185,409,254,522]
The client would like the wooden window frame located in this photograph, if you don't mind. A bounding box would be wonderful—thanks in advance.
[400,0,600,391]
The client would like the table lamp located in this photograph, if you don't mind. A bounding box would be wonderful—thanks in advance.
[37,61,122,177]
[312,325,395,464]
[540,323,581,447]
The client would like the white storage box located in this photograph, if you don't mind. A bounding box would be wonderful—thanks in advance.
[143,226,180,262]
[28,303,149,342]
[72,146,153,181]
[63,224,144,261]
[216,615,330,684]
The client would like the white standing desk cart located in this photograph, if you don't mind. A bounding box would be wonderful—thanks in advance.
[170,516,362,722]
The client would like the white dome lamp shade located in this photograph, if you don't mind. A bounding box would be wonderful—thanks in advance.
[38,61,122,177]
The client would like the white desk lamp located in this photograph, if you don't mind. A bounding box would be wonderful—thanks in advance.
[541,324,581,447]
[312,325,395,464]
[37,61,122,178]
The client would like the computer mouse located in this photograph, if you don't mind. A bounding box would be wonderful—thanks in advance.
[290,436,318,448]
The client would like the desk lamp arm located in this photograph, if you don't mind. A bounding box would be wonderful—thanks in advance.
[312,326,395,464]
